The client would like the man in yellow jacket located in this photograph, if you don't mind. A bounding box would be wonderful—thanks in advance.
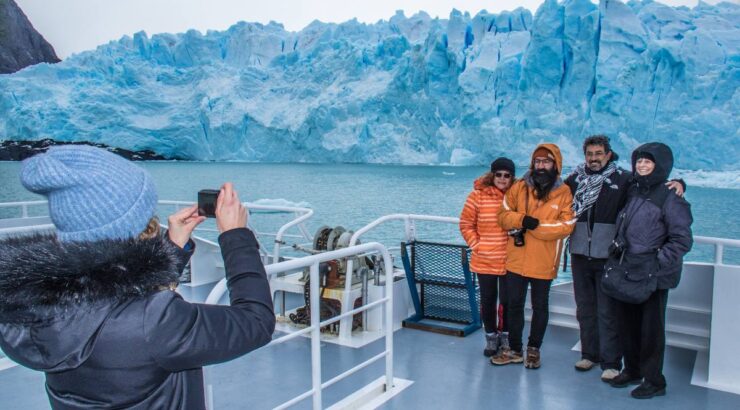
[491,143,575,369]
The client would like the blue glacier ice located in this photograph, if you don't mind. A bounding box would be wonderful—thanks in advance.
[0,0,738,170]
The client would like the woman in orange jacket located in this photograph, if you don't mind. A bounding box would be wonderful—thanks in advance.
[492,144,575,369]
[460,157,516,358]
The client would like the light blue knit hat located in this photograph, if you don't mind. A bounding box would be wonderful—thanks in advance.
[20,145,158,242]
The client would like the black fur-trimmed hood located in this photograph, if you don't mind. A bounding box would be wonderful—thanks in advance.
[0,233,183,371]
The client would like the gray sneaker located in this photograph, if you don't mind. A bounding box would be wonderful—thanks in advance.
[483,333,499,357]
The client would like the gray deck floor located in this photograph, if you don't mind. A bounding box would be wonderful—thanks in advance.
[2,288,740,409]
[3,324,740,409]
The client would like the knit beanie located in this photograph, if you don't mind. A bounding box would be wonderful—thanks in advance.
[490,157,515,176]
[20,145,158,242]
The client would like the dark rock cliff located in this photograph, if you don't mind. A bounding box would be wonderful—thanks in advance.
[0,0,60,74]
[0,139,180,161]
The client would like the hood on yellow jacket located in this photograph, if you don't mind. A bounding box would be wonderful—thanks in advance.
[529,143,564,175]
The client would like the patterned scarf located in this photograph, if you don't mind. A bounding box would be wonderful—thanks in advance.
[571,161,617,217]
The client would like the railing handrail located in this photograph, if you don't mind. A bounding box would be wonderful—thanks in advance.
[0,200,48,208]
[0,224,55,235]
[349,213,460,247]
[204,242,395,410]
[158,201,314,261]
[694,236,740,248]
[0,200,314,262]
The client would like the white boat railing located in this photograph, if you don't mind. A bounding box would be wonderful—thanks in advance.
[694,235,740,265]
[0,200,314,263]
[157,200,314,263]
[0,200,47,218]
[204,242,397,410]
[338,214,459,341]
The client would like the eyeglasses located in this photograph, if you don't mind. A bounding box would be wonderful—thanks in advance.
[533,158,554,166]
[494,172,512,179]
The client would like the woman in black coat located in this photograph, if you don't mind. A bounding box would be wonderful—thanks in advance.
[0,146,275,409]
[606,142,693,399]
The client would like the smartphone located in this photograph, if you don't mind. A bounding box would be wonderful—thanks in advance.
[198,189,220,218]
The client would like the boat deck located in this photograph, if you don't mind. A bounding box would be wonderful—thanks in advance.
[2,290,739,409]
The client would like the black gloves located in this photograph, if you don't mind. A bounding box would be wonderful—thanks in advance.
[522,215,539,230]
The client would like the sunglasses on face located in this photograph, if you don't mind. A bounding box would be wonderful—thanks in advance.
[494,172,512,179]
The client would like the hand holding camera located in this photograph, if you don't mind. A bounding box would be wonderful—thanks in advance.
[213,182,247,233]
[167,204,206,248]
[508,215,540,248]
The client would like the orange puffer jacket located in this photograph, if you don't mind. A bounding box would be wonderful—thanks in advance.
[459,174,508,275]
[498,143,576,280]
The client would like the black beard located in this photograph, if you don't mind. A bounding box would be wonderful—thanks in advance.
[533,169,557,200]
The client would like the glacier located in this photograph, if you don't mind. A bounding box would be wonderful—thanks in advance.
[0,0,738,170]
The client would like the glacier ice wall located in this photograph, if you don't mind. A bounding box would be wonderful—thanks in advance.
[0,0,738,170]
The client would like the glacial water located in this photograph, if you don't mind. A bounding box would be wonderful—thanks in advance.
[1,161,739,273]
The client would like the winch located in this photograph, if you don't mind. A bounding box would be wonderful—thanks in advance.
[288,226,378,333]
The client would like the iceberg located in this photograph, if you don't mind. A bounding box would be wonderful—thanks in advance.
[0,0,737,170]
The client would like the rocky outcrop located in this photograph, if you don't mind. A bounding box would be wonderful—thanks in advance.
[0,0,60,74]
[0,139,179,161]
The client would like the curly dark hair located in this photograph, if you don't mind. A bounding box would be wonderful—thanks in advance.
[583,134,619,162]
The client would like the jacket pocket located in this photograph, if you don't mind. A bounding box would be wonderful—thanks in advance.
[602,252,658,304]
[590,223,617,259]
[569,221,590,256]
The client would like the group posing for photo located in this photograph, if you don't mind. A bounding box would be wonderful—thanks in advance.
[459,136,693,400]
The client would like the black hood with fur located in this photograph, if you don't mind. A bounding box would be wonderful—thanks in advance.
[0,233,182,371]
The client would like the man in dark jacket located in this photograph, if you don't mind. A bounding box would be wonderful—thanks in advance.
[0,146,275,409]
[565,135,683,381]
[607,142,693,399]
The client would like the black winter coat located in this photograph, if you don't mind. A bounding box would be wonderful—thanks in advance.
[0,228,275,409]
[565,165,632,259]
[618,143,694,289]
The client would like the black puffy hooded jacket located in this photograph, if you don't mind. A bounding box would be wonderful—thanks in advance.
[617,143,694,289]
[0,228,275,409]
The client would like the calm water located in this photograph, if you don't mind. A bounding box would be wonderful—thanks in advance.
[2,161,739,269]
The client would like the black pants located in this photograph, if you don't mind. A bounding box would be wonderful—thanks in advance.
[571,254,622,370]
[506,271,552,352]
[615,289,669,387]
[477,273,508,334]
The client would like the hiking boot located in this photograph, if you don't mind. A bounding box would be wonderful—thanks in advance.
[490,347,523,365]
[499,332,510,350]
[524,346,541,369]
[631,381,666,399]
[575,358,595,372]
[609,371,642,388]
[601,368,620,382]
[483,332,499,357]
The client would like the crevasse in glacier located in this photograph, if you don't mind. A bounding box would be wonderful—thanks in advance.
[0,0,737,170]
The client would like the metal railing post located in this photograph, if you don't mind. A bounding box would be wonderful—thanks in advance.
[309,262,322,409]
[383,248,394,389]
[715,244,724,265]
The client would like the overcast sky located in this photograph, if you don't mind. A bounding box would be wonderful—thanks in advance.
[16,0,730,58]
